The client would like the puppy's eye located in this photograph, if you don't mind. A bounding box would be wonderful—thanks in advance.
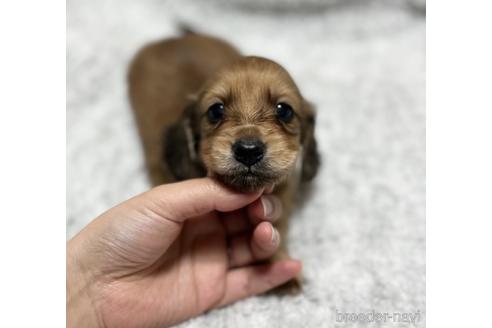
[276,103,294,123]
[207,103,225,123]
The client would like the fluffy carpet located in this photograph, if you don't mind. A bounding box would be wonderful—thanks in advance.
[67,0,425,326]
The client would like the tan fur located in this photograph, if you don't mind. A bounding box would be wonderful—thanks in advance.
[128,34,241,185]
[128,32,319,292]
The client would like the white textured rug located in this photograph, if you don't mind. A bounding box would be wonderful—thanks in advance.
[67,0,425,326]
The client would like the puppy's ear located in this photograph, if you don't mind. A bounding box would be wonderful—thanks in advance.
[300,101,320,182]
[163,102,206,180]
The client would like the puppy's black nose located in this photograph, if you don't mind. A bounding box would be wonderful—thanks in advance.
[232,139,266,167]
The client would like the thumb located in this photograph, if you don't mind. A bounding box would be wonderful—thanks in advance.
[70,178,262,275]
[139,178,263,222]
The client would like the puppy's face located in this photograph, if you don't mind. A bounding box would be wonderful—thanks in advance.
[193,57,311,192]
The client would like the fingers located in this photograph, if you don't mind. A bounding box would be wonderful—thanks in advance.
[218,260,302,307]
[228,222,280,267]
[247,195,283,225]
[221,195,283,235]
[221,209,251,235]
[140,178,263,222]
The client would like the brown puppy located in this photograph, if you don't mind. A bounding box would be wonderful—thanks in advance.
[128,31,319,291]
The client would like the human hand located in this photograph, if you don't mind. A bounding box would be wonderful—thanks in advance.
[67,178,301,328]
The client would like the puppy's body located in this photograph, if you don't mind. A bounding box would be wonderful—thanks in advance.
[129,34,241,185]
[129,32,319,291]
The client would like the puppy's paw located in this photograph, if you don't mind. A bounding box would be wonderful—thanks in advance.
[272,274,303,295]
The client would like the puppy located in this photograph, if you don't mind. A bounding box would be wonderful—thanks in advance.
[128,31,319,291]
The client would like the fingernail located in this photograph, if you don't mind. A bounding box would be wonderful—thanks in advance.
[271,226,280,245]
[261,195,274,220]
[261,195,282,221]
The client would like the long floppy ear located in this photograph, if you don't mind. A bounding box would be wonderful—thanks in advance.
[163,102,206,181]
[300,100,320,182]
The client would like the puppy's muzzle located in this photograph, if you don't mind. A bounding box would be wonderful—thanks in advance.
[232,138,265,167]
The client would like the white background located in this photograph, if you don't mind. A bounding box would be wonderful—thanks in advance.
[0,0,491,326]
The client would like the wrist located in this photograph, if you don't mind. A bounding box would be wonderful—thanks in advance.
[67,239,104,328]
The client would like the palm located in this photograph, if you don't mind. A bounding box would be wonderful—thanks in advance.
[99,212,231,327]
